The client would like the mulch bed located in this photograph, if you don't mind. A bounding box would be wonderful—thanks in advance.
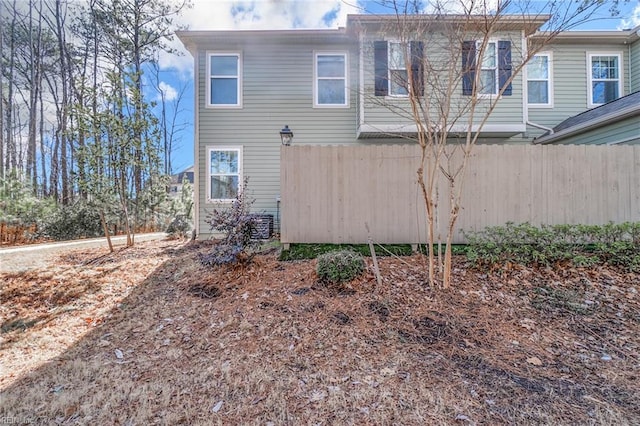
[1,240,638,424]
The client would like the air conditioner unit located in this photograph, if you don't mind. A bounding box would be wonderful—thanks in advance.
[250,214,274,240]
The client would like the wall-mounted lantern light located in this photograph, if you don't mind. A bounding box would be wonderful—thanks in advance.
[280,125,293,146]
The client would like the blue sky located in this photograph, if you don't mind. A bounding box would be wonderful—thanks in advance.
[159,0,640,174]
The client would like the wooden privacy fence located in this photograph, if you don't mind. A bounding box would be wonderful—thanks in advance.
[280,144,640,244]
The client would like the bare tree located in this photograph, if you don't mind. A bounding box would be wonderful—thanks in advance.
[374,0,627,288]
[0,1,4,180]
[3,0,20,174]
[149,59,187,176]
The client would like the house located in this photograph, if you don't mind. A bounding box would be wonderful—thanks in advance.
[176,15,640,240]
[533,91,640,145]
[168,166,195,198]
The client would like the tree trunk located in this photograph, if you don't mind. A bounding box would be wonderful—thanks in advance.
[100,210,114,253]
[5,0,18,173]
[0,0,4,180]
[54,0,70,204]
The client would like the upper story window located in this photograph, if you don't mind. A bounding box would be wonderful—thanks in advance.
[207,147,242,202]
[462,40,512,96]
[207,53,241,108]
[389,42,409,96]
[315,52,348,107]
[527,53,552,106]
[588,53,621,107]
[374,40,424,97]
[478,41,498,95]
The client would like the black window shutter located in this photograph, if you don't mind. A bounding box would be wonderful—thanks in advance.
[498,40,512,96]
[410,41,424,97]
[461,41,476,96]
[374,41,388,96]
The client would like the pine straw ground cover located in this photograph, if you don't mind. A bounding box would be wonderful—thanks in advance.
[0,239,639,425]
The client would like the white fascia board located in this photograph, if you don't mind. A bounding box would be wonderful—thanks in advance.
[358,123,526,135]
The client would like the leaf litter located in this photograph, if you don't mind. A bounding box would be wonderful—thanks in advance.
[0,239,638,424]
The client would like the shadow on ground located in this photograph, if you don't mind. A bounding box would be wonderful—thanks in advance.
[1,241,638,425]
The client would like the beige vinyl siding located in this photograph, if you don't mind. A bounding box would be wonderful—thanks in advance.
[553,116,640,145]
[195,37,359,237]
[631,39,640,93]
[360,31,525,131]
[528,43,630,131]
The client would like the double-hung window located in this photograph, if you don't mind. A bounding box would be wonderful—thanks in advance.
[588,53,621,107]
[478,41,498,95]
[373,40,424,97]
[208,53,241,107]
[315,53,348,107]
[389,42,409,96]
[527,53,552,106]
[461,40,512,96]
[207,147,242,201]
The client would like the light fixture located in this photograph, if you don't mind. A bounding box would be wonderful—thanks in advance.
[280,125,293,146]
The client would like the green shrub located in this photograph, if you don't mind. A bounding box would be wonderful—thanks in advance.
[166,214,192,239]
[165,176,194,239]
[572,255,599,268]
[464,222,640,271]
[41,202,103,241]
[316,250,366,285]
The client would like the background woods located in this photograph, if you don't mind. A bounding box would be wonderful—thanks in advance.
[0,0,191,245]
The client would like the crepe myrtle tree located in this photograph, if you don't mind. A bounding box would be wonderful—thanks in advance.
[375,0,628,288]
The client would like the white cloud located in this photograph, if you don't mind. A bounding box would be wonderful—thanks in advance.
[182,0,358,30]
[620,3,640,30]
[158,81,179,101]
[159,0,362,74]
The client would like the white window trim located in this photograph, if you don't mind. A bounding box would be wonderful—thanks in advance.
[206,51,242,109]
[586,52,622,108]
[476,40,499,97]
[313,51,349,108]
[527,52,554,108]
[206,146,243,203]
[387,40,410,98]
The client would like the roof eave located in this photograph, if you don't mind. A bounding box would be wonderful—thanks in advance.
[533,106,640,145]
[347,14,550,36]
[176,28,347,41]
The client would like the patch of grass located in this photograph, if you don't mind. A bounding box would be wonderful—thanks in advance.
[279,243,413,260]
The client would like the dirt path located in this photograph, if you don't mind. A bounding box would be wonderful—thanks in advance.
[0,232,166,273]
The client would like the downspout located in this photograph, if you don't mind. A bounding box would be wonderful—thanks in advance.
[628,43,631,95]
[192,43,200,240]
[522,32,554,139]
[527,120,554,134]
[358,30,365,138]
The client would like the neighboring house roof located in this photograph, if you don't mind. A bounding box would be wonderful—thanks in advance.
[533,91,640,145]
[171,166,194,185]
